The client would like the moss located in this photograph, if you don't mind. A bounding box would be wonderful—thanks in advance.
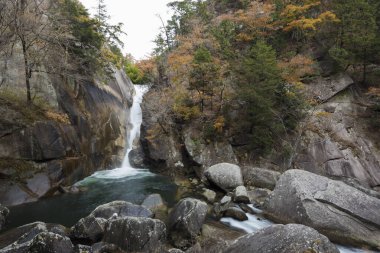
[0,158,41,181]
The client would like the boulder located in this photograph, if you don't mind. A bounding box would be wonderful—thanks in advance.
[247,188,271,205]
[70,216,106,242]
[128,147,145,168]
[233,186,250,204]
[103,217,166,253]
[141,194,165,210]
[70,201,152,242]
[223,224,339,253]
[90,201,153,219]
[223,207,248,221]
[168,249,185,253]
[243,167,281,190]
[202,189,216,203]
[168,198,208,249]
[0,204,9,231]
[220,195,232,206]
[264,169,380,249]
[204,163,243,192]
[0,222,69,250]
[28,232,74,253]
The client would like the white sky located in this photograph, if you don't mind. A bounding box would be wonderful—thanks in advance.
[79,0,173,60]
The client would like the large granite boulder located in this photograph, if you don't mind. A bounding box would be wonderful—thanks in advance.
[204,163,243,192]
[243,167,281,190]
[70,201,152,242]
[0,204,9,231]
[223,224,339,253]
[263,169,380,249]
[103,217,166,253]
[168,198,208,249]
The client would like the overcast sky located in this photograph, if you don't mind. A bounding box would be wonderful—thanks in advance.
[79,0,173,60]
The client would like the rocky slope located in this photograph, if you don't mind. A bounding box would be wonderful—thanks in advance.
[0,47,134,206]
[140,72,380,192]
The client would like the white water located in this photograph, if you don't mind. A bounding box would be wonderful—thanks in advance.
[90,85,151,179]
[221,205,378,253]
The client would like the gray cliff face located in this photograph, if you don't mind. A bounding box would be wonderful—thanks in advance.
[292,74,380,188]
[0,46,134,206]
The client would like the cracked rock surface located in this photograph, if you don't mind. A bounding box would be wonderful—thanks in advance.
[263,169,380,249]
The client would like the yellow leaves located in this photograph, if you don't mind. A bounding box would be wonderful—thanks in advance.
[279,54,315,84]
[44,111,70,124]
[316,111,332,118]
[280,1,339,37]
[213,116,225,133]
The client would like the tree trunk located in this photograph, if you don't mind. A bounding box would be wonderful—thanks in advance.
[21,40,31,103]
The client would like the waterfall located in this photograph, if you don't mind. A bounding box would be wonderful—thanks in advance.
[90,84,150,179]
[121,85,148,169]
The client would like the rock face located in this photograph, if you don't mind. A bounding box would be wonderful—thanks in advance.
[292,80,380,189]
[243,167,281,190]
[183,127,238,169]
[90,201,153,219]
[0,204,9,231]
[223,224,339,253]
[168,198,208,249]
[0,62,134,206]
[204,163,244,192]
[264,170,380,249]
[103,217,166,253]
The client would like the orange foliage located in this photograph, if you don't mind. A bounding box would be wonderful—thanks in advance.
[215,1,275,42]
[278,54,315,85]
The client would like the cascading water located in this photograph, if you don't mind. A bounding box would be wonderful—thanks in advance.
[221,205,378,253]
[91,85,150,179]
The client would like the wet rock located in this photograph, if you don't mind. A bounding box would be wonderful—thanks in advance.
[0,204,9,231]
[223,207,248,221]
[204,163,243,192]
[141,194,165,210]
[233,186,250,203]
[247,188,271,205]
[168,198,208,249]
[243,167,281,190]
[128,147,145,168]
[264,169,380,249]
[223,224,339,253]
[202,189,216,203]
[103,217,166,253]
[91,201,153,219]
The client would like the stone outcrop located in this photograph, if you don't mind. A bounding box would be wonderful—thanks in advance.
[263,169,380,249]
[168,198,208,249]
[223,224,339,253]
[204,163,244,192]
[103,217,166,253]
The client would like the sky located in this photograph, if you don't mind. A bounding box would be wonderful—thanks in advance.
[79,0,173,60]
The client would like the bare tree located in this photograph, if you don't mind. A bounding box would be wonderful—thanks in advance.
[0,0,72,103]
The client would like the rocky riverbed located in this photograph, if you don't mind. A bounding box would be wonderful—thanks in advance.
[1,162,379,252]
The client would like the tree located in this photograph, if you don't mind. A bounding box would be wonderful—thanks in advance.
[0,0,71,103]
[330,0,378,83]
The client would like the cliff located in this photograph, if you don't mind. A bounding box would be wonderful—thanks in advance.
[0,45,134,206]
